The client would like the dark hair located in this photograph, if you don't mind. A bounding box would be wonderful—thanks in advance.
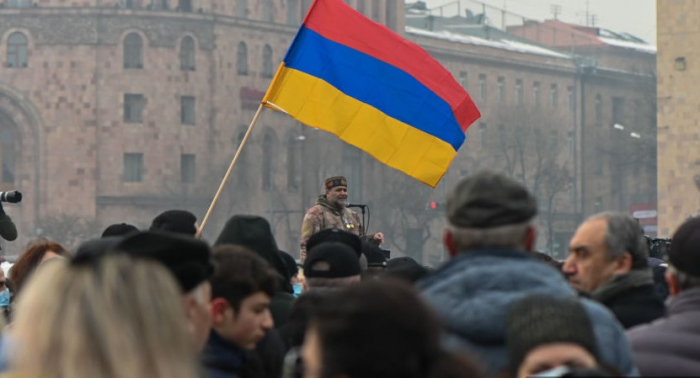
[149,210,197,236]
[101,223,139,238]
[10,240,68,297]
[310,280,481,378]
[211,245,278,311]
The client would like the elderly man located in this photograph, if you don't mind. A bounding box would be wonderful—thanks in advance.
[627,217,700,376]
[418,171,636,377]
[564,212,664,328]
[300,176,382,261]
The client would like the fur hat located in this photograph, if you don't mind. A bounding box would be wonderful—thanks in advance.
[149,210,197,236]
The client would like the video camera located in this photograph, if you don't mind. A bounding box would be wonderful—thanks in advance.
[0,191,21,203]
[645,236,671,260]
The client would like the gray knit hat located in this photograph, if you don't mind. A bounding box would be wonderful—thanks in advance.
[506,295,599,376]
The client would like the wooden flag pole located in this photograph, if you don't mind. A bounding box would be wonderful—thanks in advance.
[197,103,265,236]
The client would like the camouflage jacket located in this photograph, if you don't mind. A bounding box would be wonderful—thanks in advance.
[299,195,363,261]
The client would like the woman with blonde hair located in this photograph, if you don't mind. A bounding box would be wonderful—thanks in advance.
[9,253,200,378]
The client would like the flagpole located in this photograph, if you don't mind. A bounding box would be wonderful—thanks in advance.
[197,103,265,236]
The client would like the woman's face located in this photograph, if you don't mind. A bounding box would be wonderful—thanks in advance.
[517,342,597,378]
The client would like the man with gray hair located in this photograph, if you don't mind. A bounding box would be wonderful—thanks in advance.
[564,212,664,328]
[418,171,637,377]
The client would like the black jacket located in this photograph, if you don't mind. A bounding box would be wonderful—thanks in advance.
[597,283,665,329]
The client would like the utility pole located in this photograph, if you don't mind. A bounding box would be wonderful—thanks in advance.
[550,4,562,20]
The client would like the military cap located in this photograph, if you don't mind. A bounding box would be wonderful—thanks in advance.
[447,171,537,228]
[115,230,215,293]
[325,176,347,190]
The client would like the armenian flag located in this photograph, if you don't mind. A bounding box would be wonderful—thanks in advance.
[262,0,480,187]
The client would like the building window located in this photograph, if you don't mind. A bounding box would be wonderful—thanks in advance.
[287,135,300,191]
[262,44,273,78]
[372,0,380,21]
[479,122,487,149]
[123,33,143,69]
[180,36,195,71]
[0,129,16,184]
[533,82,541,107]
[515,79,523,105]
[594,196,603,212]
[262,133,274,191]
[497,77,506,103]
[612,97,624,126]
[567,86,574,112]
[181,154,195,183]
[6,32,28,69]
[356,0,365,13]
[478,74,486,101]
[459,71,467,89]
[385,0,397,30]
[236,0,247,17]
[595,94,603,124]
[302,0,313,14]
[237,42,248,76]
[8,0,30,7]
[160,0,169,10]
[177,0,192,12]
[123,153,144,182]
[180,96,195,125]
[550,84,558,109]
[287,0,300,25]
[122,0,136,9]
[124,94,144,123]
[262,0,273,21]
[567,131,574,156]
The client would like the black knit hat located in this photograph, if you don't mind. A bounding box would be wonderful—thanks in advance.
[447,171,537,228]
[669,217,700,276]
[304,242,361,279]
[214,215,292,292]
[115,230,215,293]
[149,210,197,236]
[101,223,139,238]
[506,295,599,377]
[306,228,363,257]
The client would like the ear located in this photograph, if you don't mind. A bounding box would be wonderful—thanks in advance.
[210,297,232,327]
[524,226,537,252]
[666,269,680,296]
[613,252,633,274]
[444,228,457,257]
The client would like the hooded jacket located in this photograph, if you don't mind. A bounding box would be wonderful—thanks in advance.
[418,248,637,377]
[300,196,363,261]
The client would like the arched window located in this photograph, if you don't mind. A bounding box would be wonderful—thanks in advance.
[236,0,247,18]
[178,0,192,12]
[7,32,28,69]
[124,33,143,69]
[595,94,603,124]
[0,127,16,184]
[262,132,274,191]
[180,36,195,71]
[237,42,248,76]
[262,44,273,78]
[286,0,300,25]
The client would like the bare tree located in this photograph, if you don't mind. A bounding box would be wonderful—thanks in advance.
[36,214,101,250]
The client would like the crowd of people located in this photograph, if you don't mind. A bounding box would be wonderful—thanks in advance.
[0,170,695,378]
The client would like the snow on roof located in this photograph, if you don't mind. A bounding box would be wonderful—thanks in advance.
[406,26,571,59]
[598,36,656,54]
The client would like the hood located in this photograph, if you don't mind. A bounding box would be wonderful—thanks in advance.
[418,249,576,346]
[315,195,341,214]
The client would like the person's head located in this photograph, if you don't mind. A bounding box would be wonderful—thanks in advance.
[443,171,538,256]
[279,250,299,282]
[380,257,429,284]
[665,217,700,296]
[115,231,216,352]
[361,241,388,277]
[101,223,139,238]
[324,176,348,208]
[210,245,277,350]
[12,254,198,378]
[303,280,480,378]
[149,210,198,236]
[303,242,361,291]
[507,295,599,378]
[564,212,649,293]
[10,240,68,298]
[306,228,363,258]
[214,214,292,292]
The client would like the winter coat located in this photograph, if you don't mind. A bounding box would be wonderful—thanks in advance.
[591,270,665,329]
[299,195,362,261]
[628,287,700,376]
[201,331,245,378]
[418,248,638,378]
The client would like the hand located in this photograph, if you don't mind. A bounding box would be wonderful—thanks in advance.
[372,232,385,245]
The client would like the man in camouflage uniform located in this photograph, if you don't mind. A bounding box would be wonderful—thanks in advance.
[300,176,364,262]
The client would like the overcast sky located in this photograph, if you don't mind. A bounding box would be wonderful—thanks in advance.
[422,0,657,45]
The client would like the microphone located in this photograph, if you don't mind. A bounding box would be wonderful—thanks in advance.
[347,203,367,208]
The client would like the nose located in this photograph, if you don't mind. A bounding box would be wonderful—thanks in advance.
[261,309,274,330]
[562,255,576,275]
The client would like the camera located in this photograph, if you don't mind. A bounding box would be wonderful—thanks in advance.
[0,191,22,203]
